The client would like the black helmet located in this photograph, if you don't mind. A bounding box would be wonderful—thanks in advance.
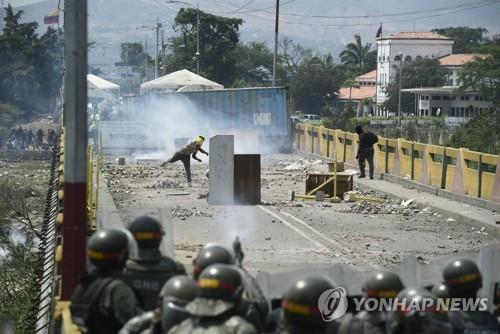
[443,259,482,298]
[363,270,404,299]
[394,288,440,331]
[431,283,450,299]
[186,264,243,317]
[197,264,243,302]
[128,215,164,249]
[160,275,197,332]
[355,125,363,134]
[192,243,235,279]
[87,229,135,269]
[282,276,334,329]
[161,275,197,305]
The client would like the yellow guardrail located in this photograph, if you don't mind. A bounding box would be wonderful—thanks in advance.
[55,126,101,332]
[295,124,500,203]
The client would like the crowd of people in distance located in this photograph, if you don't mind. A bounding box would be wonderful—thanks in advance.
[70,215,500,334]
[0,127,56,150]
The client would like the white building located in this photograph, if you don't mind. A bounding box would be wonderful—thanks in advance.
[375,32,454,115]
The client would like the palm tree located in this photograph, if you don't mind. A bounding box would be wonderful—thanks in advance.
[339,34,372,69]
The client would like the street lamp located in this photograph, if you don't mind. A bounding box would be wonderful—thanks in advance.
[397,52,403,124]
[166,0,200,74]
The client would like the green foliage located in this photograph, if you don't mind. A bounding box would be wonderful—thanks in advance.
[0,181,40,332]
[384,58,449,115]
[339,34,373,71]
[162,8,243,85]
[120,42,148,67]
[233,42,275,85]
[0,5,63,119]
[280,37,313,74]
[290,55,345,115]
[0,103,23,140]
[459,44,500,106]
[449,109,500,154]
[432,27,488,53]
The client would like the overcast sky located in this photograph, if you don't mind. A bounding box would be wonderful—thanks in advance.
[6,0,500,63]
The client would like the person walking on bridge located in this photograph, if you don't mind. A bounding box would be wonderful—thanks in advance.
[161,136,208,187]
[355,126,378,180]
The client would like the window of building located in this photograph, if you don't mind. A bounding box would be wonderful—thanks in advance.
[443,96,450,100]
[461,95,470,101]
[432,96,441,100]
[474,96,479,101]
[415,55,422,61]
[450,95,456,100]
[394,55,402,62]
[450,107,455,116]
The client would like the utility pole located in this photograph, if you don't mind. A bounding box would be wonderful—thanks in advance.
[144,40,149,81]
[397,52,403,125]
[196,3,200,74]
[272,0,279,87]
[155,16,160,78]
[61,0,88,300]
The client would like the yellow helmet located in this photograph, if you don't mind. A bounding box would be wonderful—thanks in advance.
[196,135,205,145]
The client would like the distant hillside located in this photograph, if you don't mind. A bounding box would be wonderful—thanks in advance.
[4,0,500,66]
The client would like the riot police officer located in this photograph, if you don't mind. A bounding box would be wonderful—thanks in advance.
[192,242,236,279]
[193,242,269,330]
[120,275,197,334]
[278,275,336,334]
[71,229,141,334]
[339,270,404,334]
[442,258,500,333]
[168,264,257,333]
[388,287,453,334]
[123,216,186,311]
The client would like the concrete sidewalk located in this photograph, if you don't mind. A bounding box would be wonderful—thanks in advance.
[355,175,500,237]
[97,172,125,229]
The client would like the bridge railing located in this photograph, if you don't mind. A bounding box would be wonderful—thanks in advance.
[295,123,500,204]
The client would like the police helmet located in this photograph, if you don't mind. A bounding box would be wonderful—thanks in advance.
[282,276,334,329]
[192,243,236,279]
[363,270,404,299]
[128,215,164,249]
[160,275,197,331]
[443,258,482,298]
[87,229,137,269]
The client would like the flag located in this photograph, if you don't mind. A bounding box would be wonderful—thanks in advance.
[376,24,382,38]
[44,10,59,25]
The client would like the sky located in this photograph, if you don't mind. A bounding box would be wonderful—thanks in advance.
[4,0,500,64]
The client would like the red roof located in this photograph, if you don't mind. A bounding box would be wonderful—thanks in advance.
[379,32,451,40]
[356,70,376,81]
[438,54,484,66]
[336,86,376,101]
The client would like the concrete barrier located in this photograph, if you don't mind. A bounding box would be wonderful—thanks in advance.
[295,124,500,204]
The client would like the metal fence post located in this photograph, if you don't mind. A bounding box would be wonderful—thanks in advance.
[410,142,415,180]
[478,154,483,198]
[385,139,389,174]
[440,147,448,190]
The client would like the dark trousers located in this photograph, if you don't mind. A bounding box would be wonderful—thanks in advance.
[168,152,191,183]
[358,148,374,178]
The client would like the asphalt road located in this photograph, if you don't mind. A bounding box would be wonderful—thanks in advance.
[101,154,499,295]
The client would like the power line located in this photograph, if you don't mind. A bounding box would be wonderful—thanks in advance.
[207,0,499,28]
[278,0,497,19]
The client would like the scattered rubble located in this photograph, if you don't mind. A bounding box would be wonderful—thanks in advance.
[171,205,213,219]
[147,179,183,189]
[336,198,418,216]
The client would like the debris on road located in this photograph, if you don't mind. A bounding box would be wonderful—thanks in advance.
[171,204,213,219]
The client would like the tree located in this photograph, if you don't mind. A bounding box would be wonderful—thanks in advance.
[432,27,488,53]
[459,44,500,106]
[162,8,243,85]
[290,56,346,115]
[233,42,274,85]
[280,37,313,74]
[0,5,63,119]
[0,103,23,141]
[384,58,449,115]
[120,42,147,66]
[339,34,372,70]
[449,43,500,154]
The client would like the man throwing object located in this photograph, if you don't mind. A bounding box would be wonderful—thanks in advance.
[161,135,208,186]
